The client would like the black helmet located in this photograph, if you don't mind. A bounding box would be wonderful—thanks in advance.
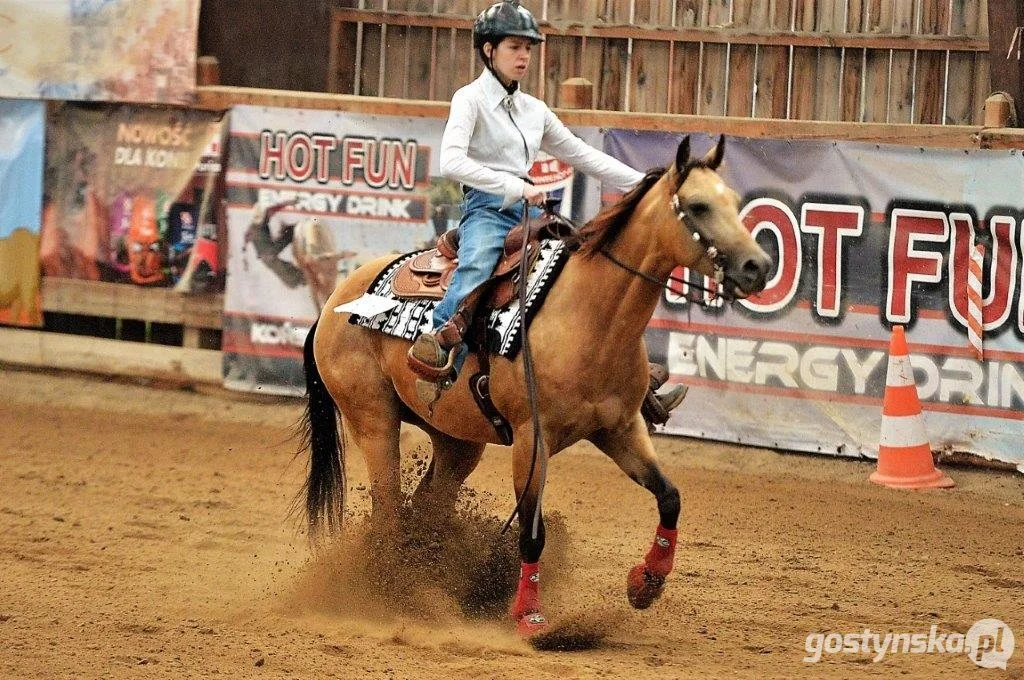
[472,1,544,48]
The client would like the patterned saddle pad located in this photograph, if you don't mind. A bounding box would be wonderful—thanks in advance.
[349,239,569,359]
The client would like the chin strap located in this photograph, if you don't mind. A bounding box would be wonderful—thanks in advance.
[483,52,519,95]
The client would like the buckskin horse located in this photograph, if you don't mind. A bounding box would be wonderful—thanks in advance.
[300,136,772,636]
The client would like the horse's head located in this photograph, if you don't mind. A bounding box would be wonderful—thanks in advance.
[662,136,771,298]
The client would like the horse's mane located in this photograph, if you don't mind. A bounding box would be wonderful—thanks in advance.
[570,168,667,256]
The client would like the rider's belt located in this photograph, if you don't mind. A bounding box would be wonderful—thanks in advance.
[462,177,534,195]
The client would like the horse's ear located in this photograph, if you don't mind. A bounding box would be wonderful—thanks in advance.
[674,136,691,175]
[703,135,726,170]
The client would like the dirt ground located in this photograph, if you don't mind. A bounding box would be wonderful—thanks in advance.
[1,367,1021,679]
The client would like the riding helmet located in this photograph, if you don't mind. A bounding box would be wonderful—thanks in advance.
[472,1,544,48]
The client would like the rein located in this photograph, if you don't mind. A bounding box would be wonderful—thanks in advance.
[598,248,728,304]
[500,198,547,538]
[596,191,735,306]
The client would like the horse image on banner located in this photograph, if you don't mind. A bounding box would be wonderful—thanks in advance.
[299,137,772,637]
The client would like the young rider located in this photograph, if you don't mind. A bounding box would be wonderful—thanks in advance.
[406,0,685,420]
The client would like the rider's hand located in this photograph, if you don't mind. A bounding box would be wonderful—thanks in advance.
[523,184,546,207]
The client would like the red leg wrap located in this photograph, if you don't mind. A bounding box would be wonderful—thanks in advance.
[643,525,678,577]
[509,561,541,620]
[626,525,677,609]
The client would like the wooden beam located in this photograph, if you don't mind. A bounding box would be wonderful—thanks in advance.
[331,8,989,52]
[978,127,1024,149]
[41,278,223,329]
[0,328,223,385]
[196,85,988,148]
[555,112,984,148]
[194,85,450,118]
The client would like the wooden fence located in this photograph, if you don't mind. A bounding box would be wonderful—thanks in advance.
[328,0,990,125]
[0,278,223,384]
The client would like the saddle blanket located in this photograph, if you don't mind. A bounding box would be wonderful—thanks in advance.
[346,239,568,359]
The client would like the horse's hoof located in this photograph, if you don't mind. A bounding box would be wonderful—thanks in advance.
[515,612,549,638]
[626,563,666,609]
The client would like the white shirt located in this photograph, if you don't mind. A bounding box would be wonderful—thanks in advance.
[439,70,645,208]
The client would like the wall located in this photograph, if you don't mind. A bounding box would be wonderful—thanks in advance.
[198,0,336,93]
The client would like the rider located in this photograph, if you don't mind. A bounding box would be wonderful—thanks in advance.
[406,0,686,421]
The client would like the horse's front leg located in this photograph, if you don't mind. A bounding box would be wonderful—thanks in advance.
[588,415,681,610]
[508,426,549,637]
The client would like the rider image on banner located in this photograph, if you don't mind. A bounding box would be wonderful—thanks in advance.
[605,130,1024,468]
[221,105,602,395]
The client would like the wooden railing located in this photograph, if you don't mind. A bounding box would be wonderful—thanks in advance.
[0,279,223,384]
[328,4,990,125]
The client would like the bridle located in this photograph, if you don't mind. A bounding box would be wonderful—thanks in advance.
[599,191,737,305]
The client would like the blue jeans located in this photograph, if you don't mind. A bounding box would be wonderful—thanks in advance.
[433,189,539,328]
[432,189,538,371]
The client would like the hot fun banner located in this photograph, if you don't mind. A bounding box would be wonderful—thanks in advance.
[223,106,450,394]
[0,99,45,327]
[0,0,200,104]
[606,131,1024,469]
[41,104,226,292]
[222,105,602,395]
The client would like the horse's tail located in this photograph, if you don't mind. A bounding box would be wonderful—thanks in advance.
[300,320,345,538]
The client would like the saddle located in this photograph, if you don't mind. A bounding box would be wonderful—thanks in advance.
[391,211,574,310]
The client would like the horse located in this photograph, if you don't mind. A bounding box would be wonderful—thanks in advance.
[291,216,359,311]
[300,136,772,637]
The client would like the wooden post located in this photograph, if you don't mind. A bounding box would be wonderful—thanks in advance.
[984,93,1015,128]
[987,0,1024,126]
[196,56,220,87]
[559,77,594,109]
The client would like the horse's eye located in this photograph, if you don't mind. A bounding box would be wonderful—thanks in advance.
[689,202,709,217]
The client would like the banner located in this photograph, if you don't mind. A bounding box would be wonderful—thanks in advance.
[0,99,44,327]
[41,104,226,292]
[222,105,602,395]
[0,0,200,104]
[606,131,1024,469]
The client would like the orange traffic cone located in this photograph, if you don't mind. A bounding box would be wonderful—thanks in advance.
[870,325,955,489]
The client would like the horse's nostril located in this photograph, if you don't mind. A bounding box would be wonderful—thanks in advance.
[740,256,771,289]
[742,258,765,279]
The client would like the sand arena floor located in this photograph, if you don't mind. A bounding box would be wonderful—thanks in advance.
[1,367,1021,679]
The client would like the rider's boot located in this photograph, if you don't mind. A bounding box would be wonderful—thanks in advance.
[407,316,465,404]
[641,362,687,432]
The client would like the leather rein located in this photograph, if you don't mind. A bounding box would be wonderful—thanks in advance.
[598,193,736,305]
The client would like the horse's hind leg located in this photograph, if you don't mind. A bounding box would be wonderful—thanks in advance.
[346,411,403,526]
[411,429,484,516]
[588,416,681,610]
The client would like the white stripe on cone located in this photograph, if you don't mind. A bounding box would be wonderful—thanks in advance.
[885,353,915,388]
[879,413,929,448]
